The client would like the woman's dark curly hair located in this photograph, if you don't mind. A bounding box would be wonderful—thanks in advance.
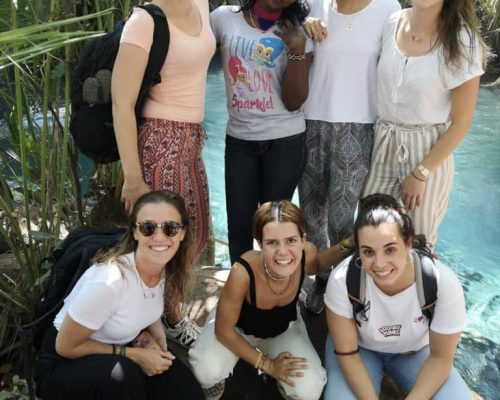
[239,0,309,24]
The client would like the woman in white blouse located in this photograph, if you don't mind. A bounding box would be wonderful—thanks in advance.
[362,0,487,247]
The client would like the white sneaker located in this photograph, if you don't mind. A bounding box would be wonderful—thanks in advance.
[163,315,201,348]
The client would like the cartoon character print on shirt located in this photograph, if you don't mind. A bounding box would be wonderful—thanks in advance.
[228,56,250,98]
[252,38,283,68]
[378,325,402,337]
[253,43,273,67]
[227,34,285,111]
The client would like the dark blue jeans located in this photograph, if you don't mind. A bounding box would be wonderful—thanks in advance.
[225,133,306,263]
[324,336,471,399]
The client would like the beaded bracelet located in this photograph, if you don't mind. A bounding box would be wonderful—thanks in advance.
[334,347,359,356]
[287,52,306,61]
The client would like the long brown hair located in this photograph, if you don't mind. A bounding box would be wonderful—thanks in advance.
[437,0,488,70]
[94,190,195,316]
[406,0,489,70]
[252,200,306,243]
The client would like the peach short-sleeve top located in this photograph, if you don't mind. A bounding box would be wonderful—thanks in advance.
[120,0,216,122]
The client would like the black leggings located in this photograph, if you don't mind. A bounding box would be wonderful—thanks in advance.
[35,326,204,400]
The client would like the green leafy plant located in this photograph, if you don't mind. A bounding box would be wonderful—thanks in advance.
[0,0,140,369]
[0,374,31,399]
[477,0,500,70]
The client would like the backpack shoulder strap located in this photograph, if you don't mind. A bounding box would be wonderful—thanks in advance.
[413,251,438,326]
[346,255,366,327]
[134,4,170,114]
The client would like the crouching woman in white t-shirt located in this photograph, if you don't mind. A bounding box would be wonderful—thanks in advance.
[34,191,203,400]
[324,193,471,400]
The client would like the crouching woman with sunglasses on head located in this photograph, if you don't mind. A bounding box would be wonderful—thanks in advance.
[324,193,470,400]
[190,200,356,400]
[34,190,204,400]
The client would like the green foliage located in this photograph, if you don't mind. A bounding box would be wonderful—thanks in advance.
[0,375,31,399]
[0,0,143,369]
[476,0,500,69]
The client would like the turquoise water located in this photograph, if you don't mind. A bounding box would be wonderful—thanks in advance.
[202,63,500,399]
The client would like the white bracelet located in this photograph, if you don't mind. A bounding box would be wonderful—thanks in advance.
[287,52,306,61]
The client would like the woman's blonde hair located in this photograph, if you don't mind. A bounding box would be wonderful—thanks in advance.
[94,190,194,316]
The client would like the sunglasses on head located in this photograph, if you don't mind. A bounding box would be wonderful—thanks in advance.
[135,220,185,237]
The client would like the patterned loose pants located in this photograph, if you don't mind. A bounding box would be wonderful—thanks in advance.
[138,118,210,259]
[299,120,374,250]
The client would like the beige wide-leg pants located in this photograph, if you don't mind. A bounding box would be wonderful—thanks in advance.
[362,118,454,247]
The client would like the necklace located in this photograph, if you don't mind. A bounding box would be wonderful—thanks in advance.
[139,279,156,299]
[265,269,295,296]
[263,258,288,281]
[345,15,353,32]
[135,267,161,299]
[249,10,264,32]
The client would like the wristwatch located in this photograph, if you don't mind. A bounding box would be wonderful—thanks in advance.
[417,164,430,178]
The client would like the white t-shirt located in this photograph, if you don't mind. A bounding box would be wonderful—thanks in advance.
[53,253,165,344]
[377,9,484,125]
[325,254,466,353]
[210,6,312,140]
[302,0,401,123]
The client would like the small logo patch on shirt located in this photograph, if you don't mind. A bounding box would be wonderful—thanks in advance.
[378,325,402,337]
[413,315,426,324]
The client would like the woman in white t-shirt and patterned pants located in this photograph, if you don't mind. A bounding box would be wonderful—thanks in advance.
[112,0,216,346]
[362,0,486,248]
[299,0,401,314]
[324,194,471,399]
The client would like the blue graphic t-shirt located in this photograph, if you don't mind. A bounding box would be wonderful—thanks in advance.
[210,6,312,140]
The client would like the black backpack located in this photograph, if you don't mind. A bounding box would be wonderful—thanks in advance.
[345,234,438,327]
[69,4,169,163]
[20,227,126,399]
